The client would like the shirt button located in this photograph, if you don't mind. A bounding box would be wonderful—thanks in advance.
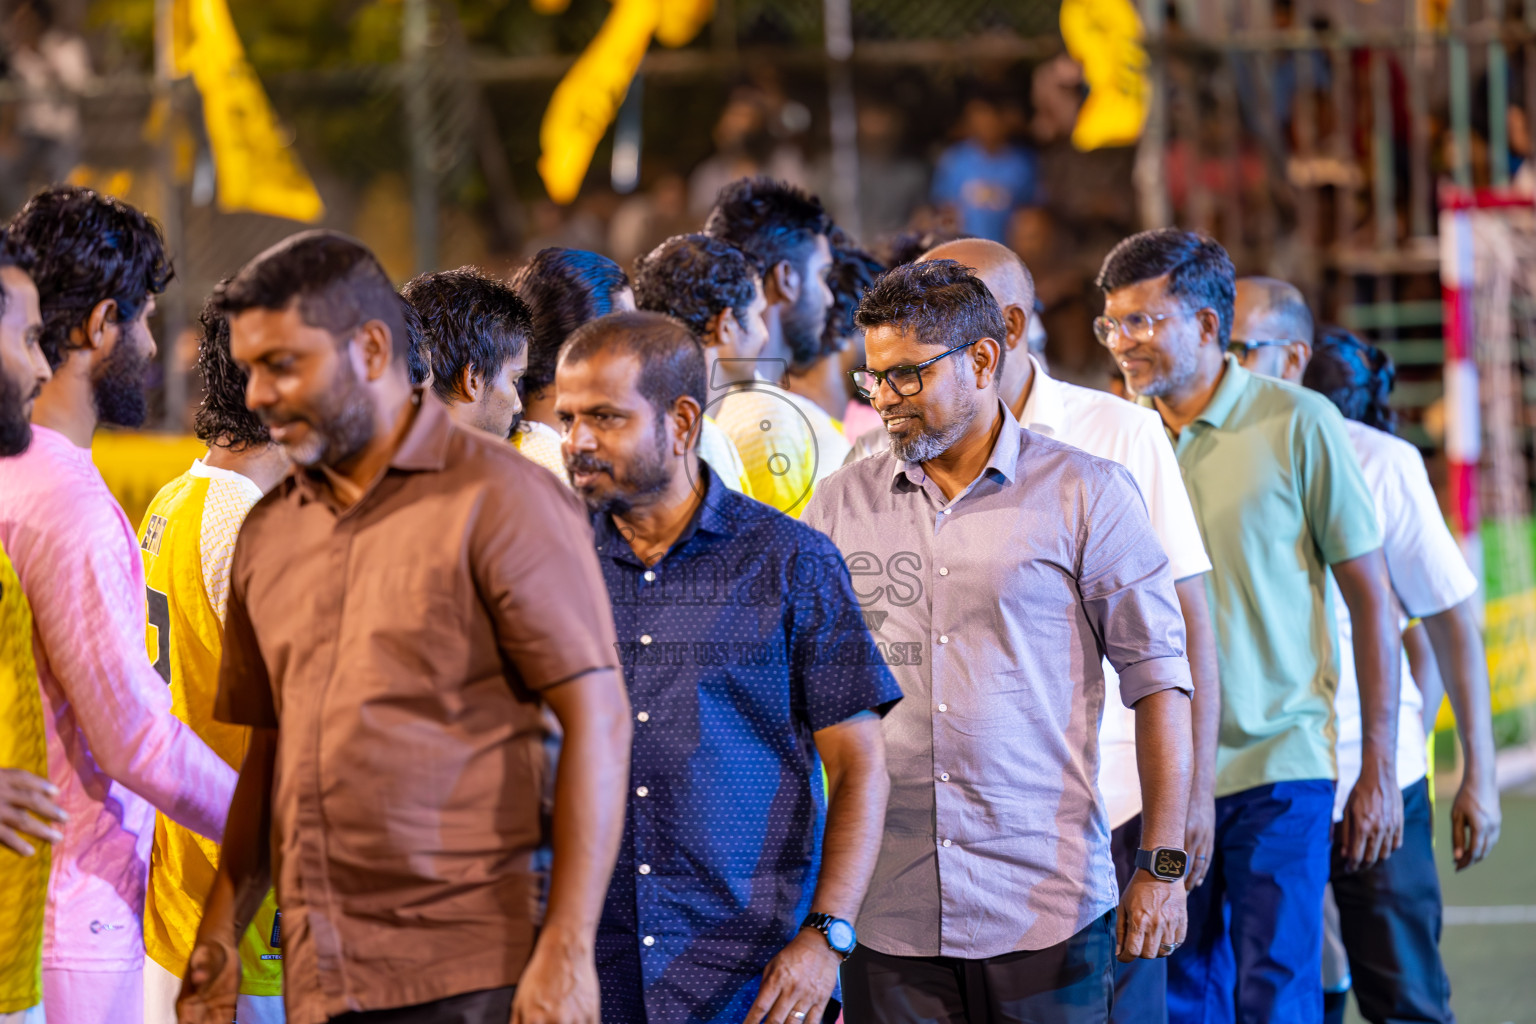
[938,703,948,712]
[939,635,949,644]
[942,508,952,515]
[643,935,656,947]
[940,772,950,782]
[636,786,649,798]
[640,634,653,645]
[639,864,652,875]
[942,839,953,848]
[643,570,656,582]
[939,567,949,576]
[637,711,650,723]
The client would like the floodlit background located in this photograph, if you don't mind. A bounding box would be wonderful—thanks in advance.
[5,0,1536,1016]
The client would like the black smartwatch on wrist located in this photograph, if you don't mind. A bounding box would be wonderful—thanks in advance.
[801,913,857,960]
[1135,847,1189,883]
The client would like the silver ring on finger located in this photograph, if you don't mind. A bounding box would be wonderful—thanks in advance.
[792,1014,807,1020]
[1159,942,1179,955]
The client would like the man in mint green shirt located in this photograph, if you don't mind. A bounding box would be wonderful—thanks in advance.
[1096,230,1404,1024]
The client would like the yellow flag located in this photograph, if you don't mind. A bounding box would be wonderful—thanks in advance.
[172,0,324,222]
[1060,0,1150,151]
[538,0,713,204]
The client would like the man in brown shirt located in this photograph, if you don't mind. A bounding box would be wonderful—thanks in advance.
[174,231,633,1024]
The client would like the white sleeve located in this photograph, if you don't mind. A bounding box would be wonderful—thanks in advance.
[199,478,262,624]
[1381,441,1478,618]
[1127,418,1212,581]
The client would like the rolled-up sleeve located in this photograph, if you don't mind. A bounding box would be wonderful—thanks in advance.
[1078,463,1193,707]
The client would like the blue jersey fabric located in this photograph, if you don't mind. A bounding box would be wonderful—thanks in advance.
[592,464,902,1024]
[931,139,1041,242]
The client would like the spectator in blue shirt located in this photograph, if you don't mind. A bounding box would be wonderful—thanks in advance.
[553,310,902,1024]
[930,96,1042,243]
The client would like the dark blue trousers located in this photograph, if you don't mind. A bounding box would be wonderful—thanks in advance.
[1331,777,1454,1024]
[1167,780,1335,1024]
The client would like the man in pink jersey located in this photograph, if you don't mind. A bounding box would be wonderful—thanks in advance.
[0,186,236,1024]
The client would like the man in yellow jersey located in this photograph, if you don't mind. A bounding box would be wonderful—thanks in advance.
[139,295,290,1024]
[703,178,835,515]
[401,266,530,440]
[0,229,62,1024]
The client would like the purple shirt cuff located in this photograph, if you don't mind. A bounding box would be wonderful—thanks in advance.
[1116,656,1194,708]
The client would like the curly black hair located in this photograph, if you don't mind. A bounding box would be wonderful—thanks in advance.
[632,234,758,341]
[193,286,271,451]
[856,258,1007,380]
[510,247,630,400]
[819,227,885,361]
[1303,327,1398,435]
[7,185,173,370]
[402,267,531,404]
[703,176,830,278]
[400,293,430,386]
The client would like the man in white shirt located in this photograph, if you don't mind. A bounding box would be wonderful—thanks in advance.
[848,237,1222,1024]
[1234,281,1501,1024]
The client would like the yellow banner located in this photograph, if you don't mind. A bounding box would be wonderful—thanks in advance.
[172,0,324,222]
[538,0,713,204]
[92,431,207,532]
[1060,0,1150,152]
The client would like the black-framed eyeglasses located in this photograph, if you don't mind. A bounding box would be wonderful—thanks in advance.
[847,339,980,399]
[1227,339,1298,357]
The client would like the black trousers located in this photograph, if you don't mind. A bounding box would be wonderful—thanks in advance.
[328,986,515,1024]
[1108,816,1168,1024]
[841,914,1116,1024]
[1330,777,1454,1024]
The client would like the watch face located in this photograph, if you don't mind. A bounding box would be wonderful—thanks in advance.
[1153,848,1188,879]
[827,919,856,952]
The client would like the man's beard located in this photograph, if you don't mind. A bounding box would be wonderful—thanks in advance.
[780,287,826,367]
[885,386,978,464]
[0,368,36,456]
[91,336,154,428]
[1128,342,1201,399]
[566,418,673,517]
[262,357,375,468]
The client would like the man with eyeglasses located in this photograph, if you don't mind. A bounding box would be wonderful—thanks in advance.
[1228,277,1314,380]
[1095,230,1402,1024]
[804,259,1196,1024]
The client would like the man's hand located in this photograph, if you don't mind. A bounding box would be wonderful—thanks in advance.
[1116,872,1188,963]
[176,937,239,1024]
[511,930,599,1024]
[0,768,66,855]
[1338,760,1404,872]
[744,928,841,1024]
[1183,794,1215,891]
[1451,775,1501,870]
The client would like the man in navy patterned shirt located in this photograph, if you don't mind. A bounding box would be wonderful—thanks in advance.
[554,310,902,1024]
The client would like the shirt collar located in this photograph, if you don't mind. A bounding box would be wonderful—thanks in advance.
[593,460,734,565]
[890,398,1021,491]
[1137,354,1250,431]
[1016,355,1065,438]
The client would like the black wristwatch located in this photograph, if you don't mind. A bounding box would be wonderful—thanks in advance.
[1135,847,1189,882]
[802,913,857,960]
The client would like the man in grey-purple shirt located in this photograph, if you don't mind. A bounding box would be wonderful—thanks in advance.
[803,259,1194,1024]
